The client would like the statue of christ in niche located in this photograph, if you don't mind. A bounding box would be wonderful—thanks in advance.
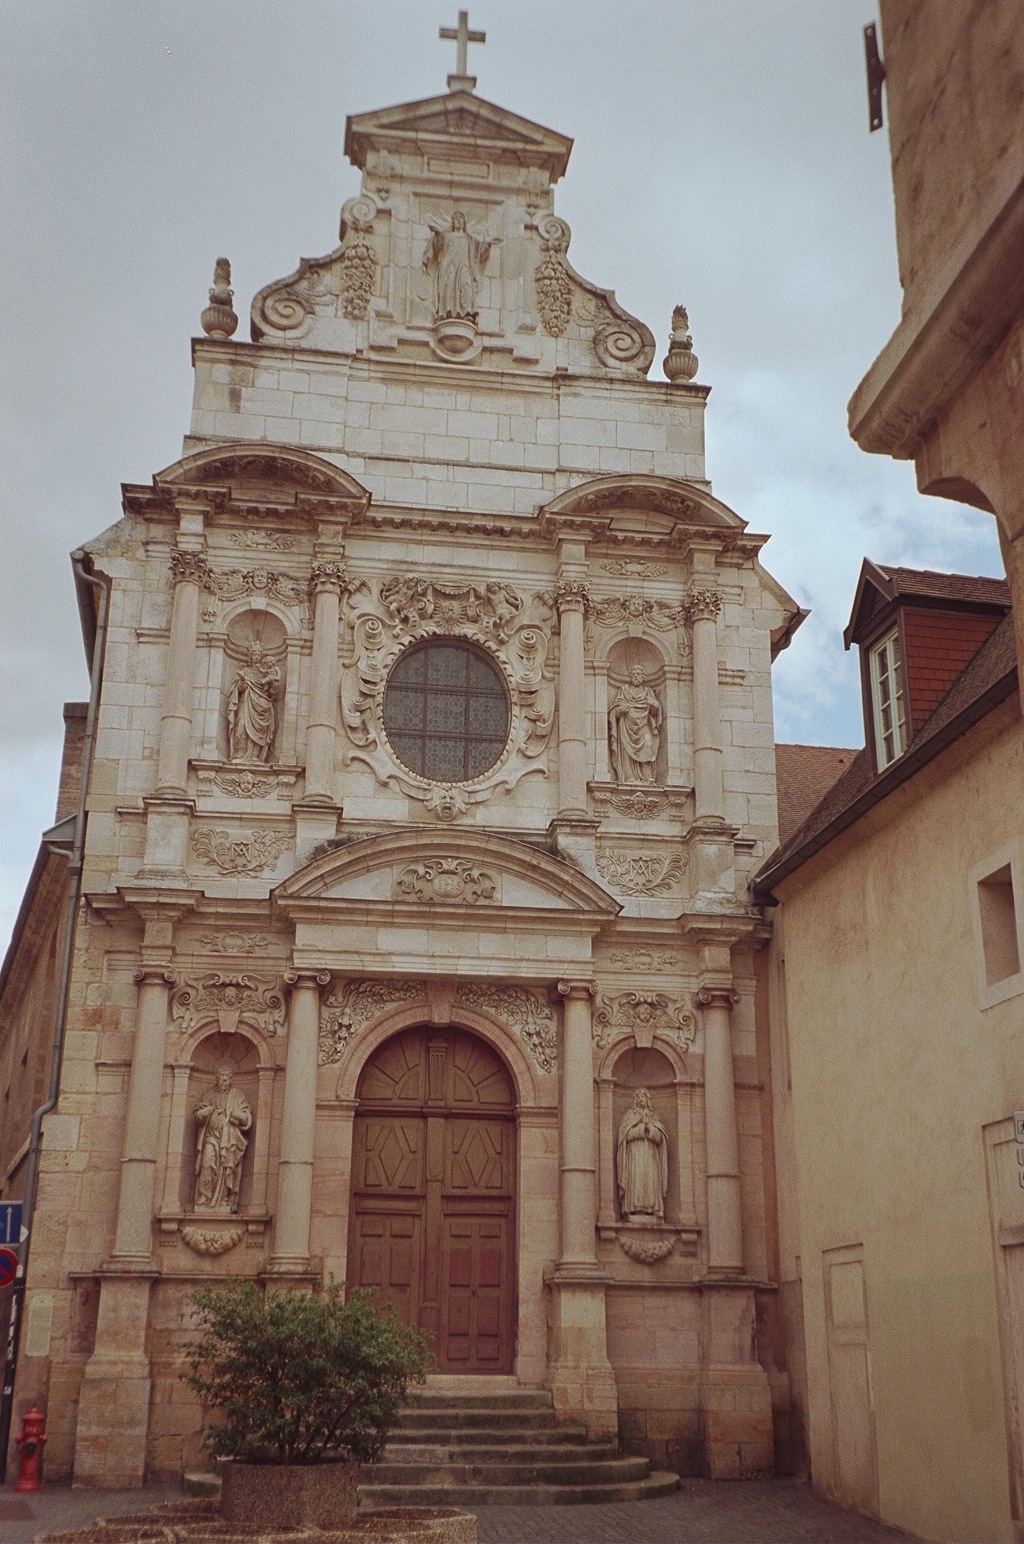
[423,210,499,321]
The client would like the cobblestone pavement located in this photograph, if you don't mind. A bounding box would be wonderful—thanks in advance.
[0,1482,923,1544]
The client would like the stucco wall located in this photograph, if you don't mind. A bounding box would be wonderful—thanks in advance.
[775,693,1023,1542]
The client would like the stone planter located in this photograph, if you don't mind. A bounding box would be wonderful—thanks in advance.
[220,1457,360,1529]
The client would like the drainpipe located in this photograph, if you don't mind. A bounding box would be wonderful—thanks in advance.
[0,552,110,1479]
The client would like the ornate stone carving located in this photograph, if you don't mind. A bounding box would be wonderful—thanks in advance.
[310,559,348,595]
[457,982,557,1074]
[555,578,590,610]
[204,566,309,609]
[196,932,272,956]
[609,947,677,970]
[608,789,666,819]
[192,1066,252,1213]
[594,992,696,1049]
[394,858,496,904]
[339,240,378,320]
[597,849,686,896]
[424,786,469,822]
[534,215,574,337]
[227,530,298,552]
[180,1223,246,1256]
[591,594,686,631]
[213,768,279,799]
[227,646,281,763]
[688,587,722,623]
[594,318,651,371]
[616,1230,676,1265]
[170,549,212,587]
[379,576,523,643]
[171,973,286,1036]
[662,304,698,383]
[617,1088,669,1221]
[601,560,668,579]
[423,210,498,322]
[201,257,239,340]
[318,978,426,1065]
[191,826,293,876]
[609,667,662,785]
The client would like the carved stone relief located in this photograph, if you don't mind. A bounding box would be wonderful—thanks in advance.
[213,769,280,799]
[340,577,556,817]
[191,826,293,876]
[195,932,272,956]
[590,594,687,632]
[171,973,286,1037]
[180,1224,245,1256]
[608,668,662,786]
[608,789,667,819]
[609,947,678,971]
[616,1087,669,1222]
[227,530,299,553]
[617,1231,677,1264]
[394,858,496,904]
[594,991,696,1050]
[192,1067,252,1214]
[226,647,281,764]
[318,978,426,1065]
[534,215,573,337]
[597,849,686,896]
[456,982,557,1074]
[601,560,668,579]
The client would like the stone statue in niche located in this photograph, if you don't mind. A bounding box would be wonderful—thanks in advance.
[192,1066,252,1213]
[227,645,281,763]
[616,1087,669,1222]
[608,667,662,784]
[423,211,499,321]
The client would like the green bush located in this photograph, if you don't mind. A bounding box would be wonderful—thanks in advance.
[181,1282,429,1465]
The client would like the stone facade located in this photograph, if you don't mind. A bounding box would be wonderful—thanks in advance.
[3,78,801,1487]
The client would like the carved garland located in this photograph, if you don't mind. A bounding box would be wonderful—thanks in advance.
[180,1225,245,1257]
[170,973,286,1037]
[318,979,426,1065]
[456,982,557,1074]
[195,932,272,956]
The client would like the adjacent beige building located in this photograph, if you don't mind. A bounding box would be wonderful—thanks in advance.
[0,73,803,1488]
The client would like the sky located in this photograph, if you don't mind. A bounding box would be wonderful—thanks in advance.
[0,0,1005,951]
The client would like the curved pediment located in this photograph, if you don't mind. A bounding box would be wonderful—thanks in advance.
[275,829,619,917]
[541,476,746,532]
[155,446,371,508]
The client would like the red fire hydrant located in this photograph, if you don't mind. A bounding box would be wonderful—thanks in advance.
[14,1404,46,1492]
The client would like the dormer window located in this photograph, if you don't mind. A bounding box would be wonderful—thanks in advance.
[869,628,907,768]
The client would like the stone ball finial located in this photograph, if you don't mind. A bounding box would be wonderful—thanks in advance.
[201,257,239,339]
[662,303,698,383]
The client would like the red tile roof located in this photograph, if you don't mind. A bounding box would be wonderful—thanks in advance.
[774,744,860,848]
[875,566,1010,607]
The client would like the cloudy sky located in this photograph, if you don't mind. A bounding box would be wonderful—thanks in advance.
[0,0,1004,950]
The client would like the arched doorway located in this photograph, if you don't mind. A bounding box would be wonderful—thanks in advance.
[349,1025,517,1372]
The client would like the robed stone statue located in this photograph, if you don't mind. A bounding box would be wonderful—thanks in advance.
[226,644,280,763]
[423,211,498,321]
[193,1066,252,1213]
[609,667,662,784]
[616,1087,669,1221]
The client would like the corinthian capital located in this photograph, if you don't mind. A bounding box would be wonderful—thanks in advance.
[556,577,591,613]
[309,559,347,596]
[170,549,212,589]
[688,587,722,624]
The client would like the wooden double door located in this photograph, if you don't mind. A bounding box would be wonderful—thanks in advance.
[349,1026,516,1372]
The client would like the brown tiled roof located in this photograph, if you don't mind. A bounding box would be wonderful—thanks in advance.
[774,744,859,848]
[756,613,1019,896]
[875,565,1010,608]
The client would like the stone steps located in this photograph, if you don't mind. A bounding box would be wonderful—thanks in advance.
[359,1387,680,1507]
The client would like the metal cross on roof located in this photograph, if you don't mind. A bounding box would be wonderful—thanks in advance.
[440,9,485,93]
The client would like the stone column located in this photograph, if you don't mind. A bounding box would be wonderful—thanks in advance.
[547,981,617,1438]
[557,982,599,1268]
[698,985,743,1274]
[155,549,207,797]
[555,571,590,818]
[111,968,176,1266]
[689,586,724,821]
[304,560,346,805]
[269,970,330,1273]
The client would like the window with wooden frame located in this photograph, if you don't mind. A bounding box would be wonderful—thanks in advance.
[868,628,907,769]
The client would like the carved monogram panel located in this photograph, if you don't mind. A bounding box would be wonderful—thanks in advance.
[597,849,687,896]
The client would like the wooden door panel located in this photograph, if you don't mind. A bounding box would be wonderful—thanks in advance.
[441,1214,511,1371]
[354,1211,421,1326]
[445,1117,512,1193]
[356,1116,424,1193]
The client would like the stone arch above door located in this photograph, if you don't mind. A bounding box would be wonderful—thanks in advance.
[348,1024,517,1373]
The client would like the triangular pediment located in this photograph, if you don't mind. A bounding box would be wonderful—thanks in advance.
[345,92,573,180]
[275,830,618,918]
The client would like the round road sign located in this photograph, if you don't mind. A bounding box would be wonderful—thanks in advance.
[0,1247,18,1288]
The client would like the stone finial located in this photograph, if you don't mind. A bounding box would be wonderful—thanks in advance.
[201,257,239,339]
[662,304,698,383]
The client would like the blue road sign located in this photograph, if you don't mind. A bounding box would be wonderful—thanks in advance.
[0,1205,22,1248]
[0,1250,17,1289]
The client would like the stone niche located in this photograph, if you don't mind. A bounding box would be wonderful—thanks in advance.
[612,1044,679,1224]
[606,637,668,788]
[180,1031,260,1215]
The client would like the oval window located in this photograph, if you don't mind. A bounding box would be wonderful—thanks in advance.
[383,639,511,783]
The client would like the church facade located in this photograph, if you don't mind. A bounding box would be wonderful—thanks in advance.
[3,73,803,1488]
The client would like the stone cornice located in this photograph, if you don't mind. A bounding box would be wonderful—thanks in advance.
[848,177,1024,460]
